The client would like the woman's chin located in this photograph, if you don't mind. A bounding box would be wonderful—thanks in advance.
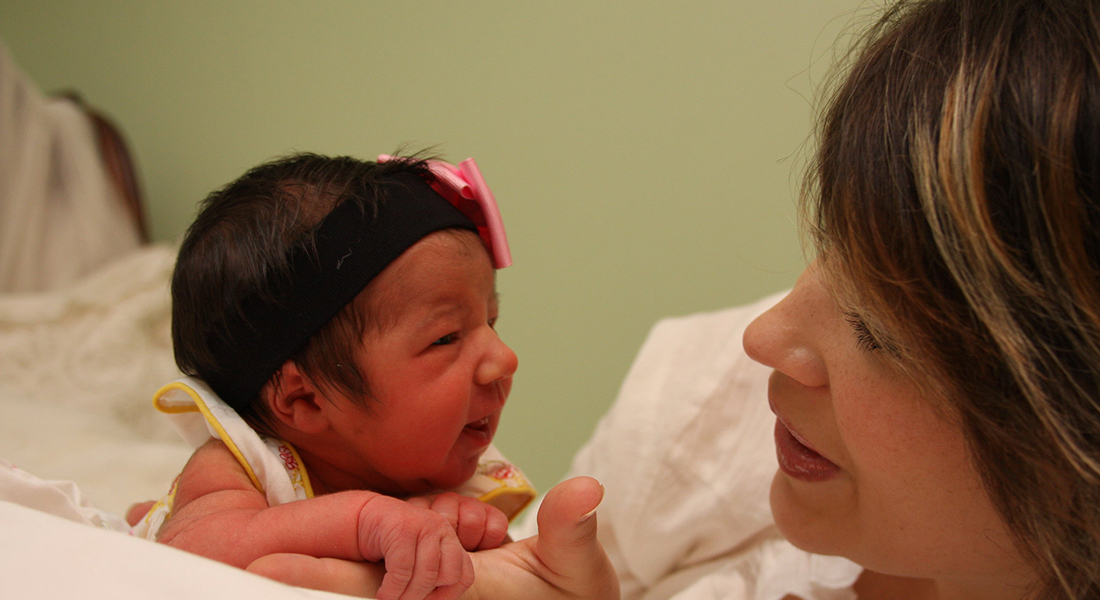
[769,471,847,557]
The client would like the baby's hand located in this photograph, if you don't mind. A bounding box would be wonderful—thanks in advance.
[357,496,474,600]
[407,492,510,551]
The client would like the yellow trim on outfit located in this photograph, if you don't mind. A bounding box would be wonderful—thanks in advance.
[152,381,264,493]
[479,486,536,523]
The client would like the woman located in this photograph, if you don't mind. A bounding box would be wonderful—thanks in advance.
[748,0,1100,596]
[539,0,1100,598]
[245,0,1100,598]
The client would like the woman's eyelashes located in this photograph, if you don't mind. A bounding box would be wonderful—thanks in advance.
[843,312,883,352]
[841,311,905,359]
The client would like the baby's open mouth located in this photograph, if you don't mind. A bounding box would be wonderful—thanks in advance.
[462,416,494,446]
[465,416,491,432]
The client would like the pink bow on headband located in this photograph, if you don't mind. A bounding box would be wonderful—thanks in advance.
[378,155,512,269]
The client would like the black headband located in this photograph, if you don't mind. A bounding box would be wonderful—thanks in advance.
[205,172,477,409]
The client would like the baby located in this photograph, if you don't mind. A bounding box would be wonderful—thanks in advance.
[131,153,535,600]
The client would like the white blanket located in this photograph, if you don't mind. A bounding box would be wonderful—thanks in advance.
[0,244,192,515]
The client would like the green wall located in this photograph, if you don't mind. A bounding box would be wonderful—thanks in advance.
[0,1,868,491]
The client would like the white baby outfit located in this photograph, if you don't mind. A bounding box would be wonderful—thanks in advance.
[133,377,536,540]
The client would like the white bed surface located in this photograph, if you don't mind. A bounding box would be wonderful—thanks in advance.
[0,499,349,599]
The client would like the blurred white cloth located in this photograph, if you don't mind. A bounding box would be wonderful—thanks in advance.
[0,40,140,292]
[516,293,862,600]
[0,244,190,515]
[0,458,130,531]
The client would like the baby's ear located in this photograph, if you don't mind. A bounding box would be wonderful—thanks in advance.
[262,361,330,434]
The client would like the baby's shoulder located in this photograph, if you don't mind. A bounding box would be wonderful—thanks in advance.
[174,439,260,505]
[186,437,242,468]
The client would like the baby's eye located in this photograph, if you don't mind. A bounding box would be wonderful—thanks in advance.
[488,317,498,329]
[432,333,457,346]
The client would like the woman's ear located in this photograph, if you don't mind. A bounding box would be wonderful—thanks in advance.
[262,361,330,435]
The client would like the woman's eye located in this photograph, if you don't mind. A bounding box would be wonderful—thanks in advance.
[432,333,456,346]
[843,312,883,352]
[488,317,498,329]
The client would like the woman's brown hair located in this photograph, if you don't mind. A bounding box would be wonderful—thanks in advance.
[806,0,1100,597]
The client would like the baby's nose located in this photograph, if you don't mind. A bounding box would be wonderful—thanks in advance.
[476,331,518,385]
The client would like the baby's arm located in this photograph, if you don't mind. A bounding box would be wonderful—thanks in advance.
[246,477,615,600]
[160,439,473,600]
[246,494,509,598]
[406,492,510,550]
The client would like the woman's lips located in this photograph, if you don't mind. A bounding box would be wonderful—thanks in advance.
[773,418,841,482]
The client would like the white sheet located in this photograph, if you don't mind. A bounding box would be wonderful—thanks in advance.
[0,244,192,515]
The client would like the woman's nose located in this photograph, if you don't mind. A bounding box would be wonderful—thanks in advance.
[476,328,519,385]
[742,268,829,389]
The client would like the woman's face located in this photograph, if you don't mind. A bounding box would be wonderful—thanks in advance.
[742,261,1030,590]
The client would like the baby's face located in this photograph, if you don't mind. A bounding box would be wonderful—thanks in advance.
[324,230,517,496]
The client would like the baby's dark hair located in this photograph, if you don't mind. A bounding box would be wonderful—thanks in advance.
[171,152,432,434]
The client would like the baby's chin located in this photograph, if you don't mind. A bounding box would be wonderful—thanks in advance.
[424,456,485,493]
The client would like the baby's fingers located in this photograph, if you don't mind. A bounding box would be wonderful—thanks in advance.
[424,542,474,600]
[457,501,508,550]
[423,580,472,600]
[374,538,416,600]
[378,529,470,600]
[426,492,508,550]
[428,532,471,595]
